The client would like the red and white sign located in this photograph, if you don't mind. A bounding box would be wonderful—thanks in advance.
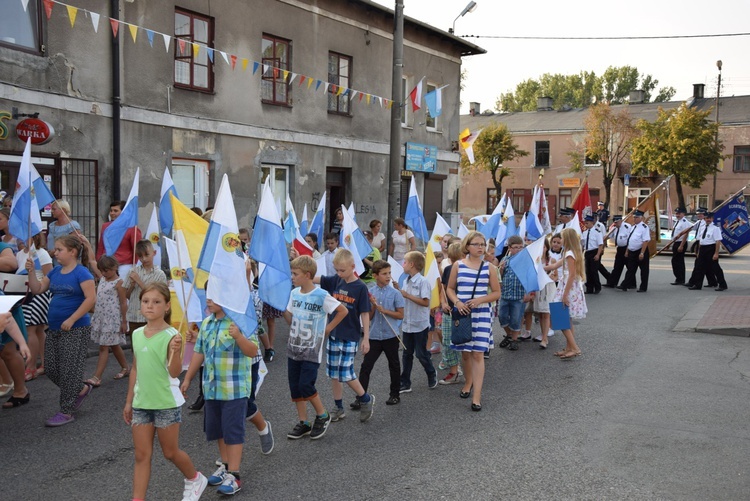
[16,118,55,145]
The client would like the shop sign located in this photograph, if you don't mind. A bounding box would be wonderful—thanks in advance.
[0,111,10,140]
[558,177,581,188]
[16,118,55,145]
[405,142,437,173]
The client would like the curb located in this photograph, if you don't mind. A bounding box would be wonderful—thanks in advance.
[673,296,750,337]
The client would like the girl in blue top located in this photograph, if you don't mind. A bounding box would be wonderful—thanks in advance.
[27,235,96,427]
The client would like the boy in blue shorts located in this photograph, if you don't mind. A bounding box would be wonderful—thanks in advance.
[283,256,347,440]
[497,235,532,352]
[316,249,375,423]
[181,297,258,496]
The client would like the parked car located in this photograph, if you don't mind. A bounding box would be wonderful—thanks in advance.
[658,214,728,255]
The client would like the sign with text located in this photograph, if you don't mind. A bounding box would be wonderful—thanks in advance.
[405,142,437,173]
[713,192,750,254]
[16,118,55,145]
[558,177,581,188]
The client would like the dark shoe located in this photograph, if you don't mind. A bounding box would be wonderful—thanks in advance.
[188,394,205,411]
[593,290,601,294]
[715,287,727,292]
[688,286,701,290]
[310,413,331,440]
[2,392,30,409]
[637,289,647,293]
[603,284,614,288]
[349,397,361,410]
[671,282,684,286]
[459,388,472,399]
[483,350,490,359]
[287,421,312,439]
[617,286,628,291]
[386,396,400,405]
[399,385,412,394]
[682,283,692,287]
[507,340,519,351]
[263,349,275,363]
[707,283,718,288]
[471,403,482,412]
[498,336,511,348]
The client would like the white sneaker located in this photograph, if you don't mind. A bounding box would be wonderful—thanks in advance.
[182,472,208,501]
[532,335,543,342]
[548,329,555,337]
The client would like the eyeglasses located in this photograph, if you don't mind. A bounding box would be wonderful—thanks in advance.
[468,242,486,247]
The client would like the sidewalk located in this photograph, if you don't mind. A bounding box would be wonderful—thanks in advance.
[674,295,750,337]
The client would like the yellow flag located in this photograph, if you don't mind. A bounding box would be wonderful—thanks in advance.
[366,94,371,105]
[424,245,441,309]
[282,70,289,81]
[242,58,249,71]
[66,5,78,27]
[170,193,209,287]
[192,43,200,59]
[336,85,345,96]
[128,24,138,43]
[307,77,314,89]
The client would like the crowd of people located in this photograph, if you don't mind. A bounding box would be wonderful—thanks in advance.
[0,194,731,501]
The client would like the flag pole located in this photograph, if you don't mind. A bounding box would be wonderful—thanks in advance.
[380,309,407,350]
[569,171,589,207]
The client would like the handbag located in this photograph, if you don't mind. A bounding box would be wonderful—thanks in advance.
[451,263,484,345]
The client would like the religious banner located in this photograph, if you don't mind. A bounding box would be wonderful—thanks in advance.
[713,191,750,254]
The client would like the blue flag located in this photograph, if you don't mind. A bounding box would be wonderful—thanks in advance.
[9,138,56,242]
[309,192,327,247]
[159,167,178,237]
[405,177,428,243]
[713,191,750,254]
[103,169,139,256]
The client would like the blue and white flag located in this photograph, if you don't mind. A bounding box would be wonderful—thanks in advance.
[159,166,178,237]
[197,174,256,336]
[309,192,327,247]
[249,179,292,312]
[299,203,309,237]
[283,194,299,244]
[339,204,366,276]
[103,168,139,256]
[145,205,161,268]
[405,176,428,243]
[477,195,504,242]
[164,231,203,323]
[714,191,750,254]
[457,222,469,239]
[429,213,452,251]
[9,138,56,242]
[525,185,546,240]
[348,202,357,222]
[424,84,448,118]
[508,236,553,293]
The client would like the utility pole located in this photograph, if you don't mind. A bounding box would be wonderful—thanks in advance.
[387,0,404,254]
[712,60,722,207]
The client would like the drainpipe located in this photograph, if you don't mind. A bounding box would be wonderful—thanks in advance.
[111,0,121,200]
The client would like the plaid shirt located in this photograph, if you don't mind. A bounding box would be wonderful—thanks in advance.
[500,254,526,301]
[195,313,254,401]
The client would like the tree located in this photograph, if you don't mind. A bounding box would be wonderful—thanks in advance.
[496,66,676,112]
[460,123,529,200]
[630,104,724,209]
[569,103,637,209]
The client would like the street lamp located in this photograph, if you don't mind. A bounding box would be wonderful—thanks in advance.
[450,1,477,34]
[712,60,722,206]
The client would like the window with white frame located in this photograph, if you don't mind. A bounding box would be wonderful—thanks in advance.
[401,76,412,128]
[261,164,289,218]
[425,83,440,131]
[687,194,709,212]
[632,188,651,206]
[172,159,210,211]
[558,189,572,211]
[0,0,42,52]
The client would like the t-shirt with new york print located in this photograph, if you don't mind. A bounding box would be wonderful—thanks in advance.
[286,287,341,363]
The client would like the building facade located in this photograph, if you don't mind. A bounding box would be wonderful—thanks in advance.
[1,0,483,242]
[459,88,750,225]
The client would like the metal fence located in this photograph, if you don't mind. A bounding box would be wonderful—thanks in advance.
[60,158,99,244]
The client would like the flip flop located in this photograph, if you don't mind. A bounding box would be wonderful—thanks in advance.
[3,392,30,409]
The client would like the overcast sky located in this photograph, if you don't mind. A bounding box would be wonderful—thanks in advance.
[373,0,750,113]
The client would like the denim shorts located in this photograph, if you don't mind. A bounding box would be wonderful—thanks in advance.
[326,337,358,382]
[131,407,182,428]
[499,299,525,332]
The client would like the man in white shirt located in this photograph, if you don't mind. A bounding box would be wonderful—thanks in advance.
[553,208,575,235]
[617,210,651,292]
[604,215,631,288]
[688,211,728,291]
[670,207,693,285]
[581,215,604,294]
[685,208,717,288]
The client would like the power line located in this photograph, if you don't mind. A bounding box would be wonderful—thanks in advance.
[460,32,750,41]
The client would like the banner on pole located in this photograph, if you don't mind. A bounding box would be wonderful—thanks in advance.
[713,192,750,254]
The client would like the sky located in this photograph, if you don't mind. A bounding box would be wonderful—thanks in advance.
[373,0,750,114]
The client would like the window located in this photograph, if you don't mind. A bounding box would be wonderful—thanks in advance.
[535,141,550,167]
[401,77,412,128]
[733,146,750,172]
[172,159,210,210]
[425,83,440,131]
[558,189,572,211]
[688,194,709,213]
[486,188,498,214]
[261,34,292,105]
[512,189,528,213]
[0,0,42,52]
[174,9,214,92]
[584,153,600,166]
[632,188,651,206]
[328,52,352,115]
[261,165,289,218]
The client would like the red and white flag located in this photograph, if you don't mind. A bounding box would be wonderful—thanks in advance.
[409,78,424,111]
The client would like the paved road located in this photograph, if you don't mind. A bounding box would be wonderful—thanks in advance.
[2,249,749,500]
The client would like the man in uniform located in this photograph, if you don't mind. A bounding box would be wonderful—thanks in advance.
[685,208,717,288]
[554,207,575,234]
[670,207,693,285]
[688,211,728,291]
[596,201,610,234]
[581,215,604,294]
[618,210,650,292]
[604,215,630,288]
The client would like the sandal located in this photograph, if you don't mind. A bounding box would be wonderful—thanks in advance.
[35,367,45,377]
[3,392,30,409]
[113,367,130,380]
[0,383,14,398]
[560,351,581,360]
[84,376,101,388]
[24,368,36,382]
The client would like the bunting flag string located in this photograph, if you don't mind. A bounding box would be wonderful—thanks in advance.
[37,0,422,113]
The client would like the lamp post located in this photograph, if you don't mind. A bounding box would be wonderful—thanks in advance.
[450,1,477,34]
[387,0,404,256]
[712,60,722,207]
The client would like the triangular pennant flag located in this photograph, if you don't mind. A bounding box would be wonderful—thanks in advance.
[336,85,345,96]
[43,0,53,19]
[330,84,337,94]
[273,67,279,79]
[299,75,306,86]
[307,77,314,89]
[262,63,270,75]
[241,58,248,71]
[315,80,322,91]
[128,24,138,43]
[387,100,394,110]
[289,73,297,85]
[323,82,330,93]
[230,55,237,70]
[220,51,229,65]
[366,94,371,105]
[90,12,100,33]
[282,70,289,81]
[146,29,154,47]
[178,38,186,54]
[252,61,259,74]
[206,48,214,63]
[22,0,30,12]
[162,33,170,52]
[350,90,358,100]
[66,5,78,28]
[191,42,199,59]
[358,92,364,102]
[110,18,120,38]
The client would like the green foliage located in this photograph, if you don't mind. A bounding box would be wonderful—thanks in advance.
[460,123,529,196]
[496,66,676,112]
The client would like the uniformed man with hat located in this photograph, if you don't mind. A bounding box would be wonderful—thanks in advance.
[688,211,728,291]
[554,208,576,234]
[596,201,610,228]
[604,215,630,288]
[618,209,650,292]
[581,214,604,294]
[685,208,717,288]
[670,206,692,285]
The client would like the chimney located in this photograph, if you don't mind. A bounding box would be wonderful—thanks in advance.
[536,96,554,111]
[629,90,645,104]
[693,83,705,99]
[469,102,480,116]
